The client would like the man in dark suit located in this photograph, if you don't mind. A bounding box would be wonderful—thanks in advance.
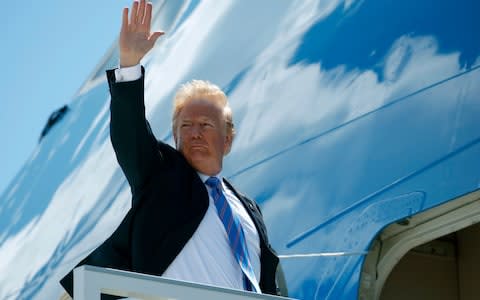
[60,1,279,299]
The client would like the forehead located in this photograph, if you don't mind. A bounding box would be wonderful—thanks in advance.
[179,98,224,120]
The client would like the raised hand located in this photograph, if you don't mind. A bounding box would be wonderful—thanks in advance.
[119,0,164,67]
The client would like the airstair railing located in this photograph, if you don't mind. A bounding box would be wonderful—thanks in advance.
[74,265,295,300]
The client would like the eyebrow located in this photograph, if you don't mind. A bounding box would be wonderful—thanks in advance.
[181,116,216,123]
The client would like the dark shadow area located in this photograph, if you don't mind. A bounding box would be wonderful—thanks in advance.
[39,105,70,142]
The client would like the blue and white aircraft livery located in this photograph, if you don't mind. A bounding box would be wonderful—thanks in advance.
[1,1,479,299]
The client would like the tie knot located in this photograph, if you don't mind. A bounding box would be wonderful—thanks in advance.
[205,176,221,189]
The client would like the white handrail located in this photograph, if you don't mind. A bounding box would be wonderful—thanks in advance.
[73,265,295,300]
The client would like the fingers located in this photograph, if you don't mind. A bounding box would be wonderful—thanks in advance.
[121,7,129,33]
[143,1,153,32]
[121,0,159,38]
[138,0,146,25]
[128,0,151,31]
[130,0,139,25]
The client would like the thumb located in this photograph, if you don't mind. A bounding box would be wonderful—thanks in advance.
[150,31,165,44]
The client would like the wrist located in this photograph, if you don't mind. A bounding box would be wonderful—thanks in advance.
[119,54,141,68]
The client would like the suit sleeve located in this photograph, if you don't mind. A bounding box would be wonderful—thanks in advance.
[106,67,163,193]
[59,69,166,299]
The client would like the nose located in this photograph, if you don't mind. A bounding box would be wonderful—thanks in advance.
[190,124,202,138]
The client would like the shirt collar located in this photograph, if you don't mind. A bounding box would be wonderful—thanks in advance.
[197,172,222,184]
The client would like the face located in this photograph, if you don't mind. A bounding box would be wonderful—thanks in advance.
[173,98,232,176]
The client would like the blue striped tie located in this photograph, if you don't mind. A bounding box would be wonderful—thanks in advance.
[205,177,260,292]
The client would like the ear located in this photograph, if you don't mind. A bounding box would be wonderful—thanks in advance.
[223,133,233,156]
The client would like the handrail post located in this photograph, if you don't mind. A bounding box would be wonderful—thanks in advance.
[74,266,101,300]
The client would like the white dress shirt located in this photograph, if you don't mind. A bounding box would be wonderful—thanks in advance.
[162,173,261,291]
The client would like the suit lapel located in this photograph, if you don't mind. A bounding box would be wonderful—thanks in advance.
[222,178,269,243]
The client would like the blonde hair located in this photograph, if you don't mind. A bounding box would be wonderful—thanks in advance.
[172,80,235,137]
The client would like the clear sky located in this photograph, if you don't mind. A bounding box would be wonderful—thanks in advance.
[0,0,133,195]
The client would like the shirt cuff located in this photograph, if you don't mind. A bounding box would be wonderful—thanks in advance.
[114,64,142,82]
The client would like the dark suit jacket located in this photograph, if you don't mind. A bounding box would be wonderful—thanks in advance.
[60,69,279,299]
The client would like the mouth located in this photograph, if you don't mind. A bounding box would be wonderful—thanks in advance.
[190,144,208,150]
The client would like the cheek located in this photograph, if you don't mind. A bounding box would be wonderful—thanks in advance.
[216,136,228,152]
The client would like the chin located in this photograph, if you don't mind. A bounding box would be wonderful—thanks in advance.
[192,160,220,175]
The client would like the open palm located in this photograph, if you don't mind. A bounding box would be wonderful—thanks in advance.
[119,0,164,67]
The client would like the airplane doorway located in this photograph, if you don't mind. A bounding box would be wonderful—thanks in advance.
[359,189,480,300]
[380,223,480,300]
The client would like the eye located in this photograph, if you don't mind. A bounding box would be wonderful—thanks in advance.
[202,122,214,128]
[181,123,191,128]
